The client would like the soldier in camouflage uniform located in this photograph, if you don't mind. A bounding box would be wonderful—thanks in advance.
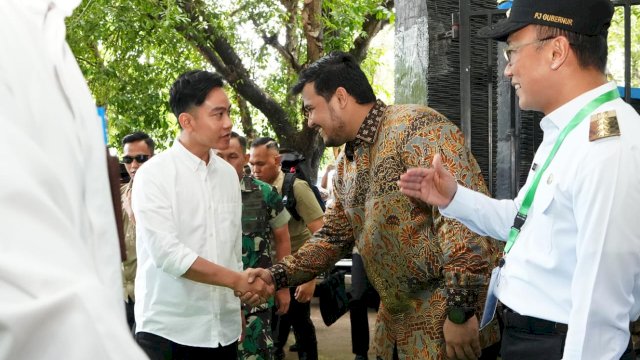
[217,132,291,360]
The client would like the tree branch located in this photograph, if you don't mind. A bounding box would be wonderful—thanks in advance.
[350,0,394,63]
[235,94,256,141]
[302,0,323,63]
[246,2,302,73]
[175,0,297,144]
[281,0,299,60]
[261,32,302,72]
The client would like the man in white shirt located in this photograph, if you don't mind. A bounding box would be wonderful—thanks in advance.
[0,1,148,359]
[399,0,640,359]
[132,70,273,359]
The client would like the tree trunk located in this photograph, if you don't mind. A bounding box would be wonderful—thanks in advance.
[175,0,391,182]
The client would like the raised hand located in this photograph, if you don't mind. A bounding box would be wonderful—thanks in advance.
[398,154,458,208]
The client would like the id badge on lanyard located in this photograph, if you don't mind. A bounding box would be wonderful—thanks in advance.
[480,265,501,330]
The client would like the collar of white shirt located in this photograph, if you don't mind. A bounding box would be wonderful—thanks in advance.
[173,139,220,172]
[540,81,618,133]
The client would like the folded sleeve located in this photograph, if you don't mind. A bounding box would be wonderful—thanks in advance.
[131,165,198,277]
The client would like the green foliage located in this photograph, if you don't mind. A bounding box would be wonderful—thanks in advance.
[67,0,207,149]
[66,0,394,164]
[322,0,394,52]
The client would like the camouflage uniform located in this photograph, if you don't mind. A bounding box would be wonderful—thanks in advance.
[238,174,290,360]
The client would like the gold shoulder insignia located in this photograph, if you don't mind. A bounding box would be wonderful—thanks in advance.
[589,110,620,142]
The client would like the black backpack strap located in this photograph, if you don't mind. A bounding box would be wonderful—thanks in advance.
[309,185,326,212]
[282,172,301,221]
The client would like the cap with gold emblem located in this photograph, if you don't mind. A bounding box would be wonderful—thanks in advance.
[478,0,614,42]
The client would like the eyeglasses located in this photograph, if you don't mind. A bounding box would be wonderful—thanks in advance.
[503,37,556,63]
[122,154,150,164]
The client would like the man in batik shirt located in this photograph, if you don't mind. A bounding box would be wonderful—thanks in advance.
[218,132,291,360]
[245,52,501,360]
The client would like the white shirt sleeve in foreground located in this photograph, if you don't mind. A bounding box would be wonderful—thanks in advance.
[0,1,147,359]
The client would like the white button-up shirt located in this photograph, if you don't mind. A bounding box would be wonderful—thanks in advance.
[442,82,640,360]
[132,140,243,347]
[0,0,147,359]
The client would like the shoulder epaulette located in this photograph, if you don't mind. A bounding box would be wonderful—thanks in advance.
[589,110,620,141]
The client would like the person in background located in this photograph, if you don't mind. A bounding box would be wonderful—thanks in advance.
[322,162,376,360]
[131,70,273,360]
[120,131,155,332]
[250,138,323,360]
[348,247,379,360]
[318,164,336,207]
[244,52,500,360]
[0,0,147,358]
[217,132,292,360]
[399,0,640,358]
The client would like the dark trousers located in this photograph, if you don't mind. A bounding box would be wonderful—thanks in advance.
[500,306,634,360]
[349,253,380,357]
[272,287,318,360]
[135,331,237,360]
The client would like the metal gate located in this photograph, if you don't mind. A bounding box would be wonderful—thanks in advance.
[427,0,639,199]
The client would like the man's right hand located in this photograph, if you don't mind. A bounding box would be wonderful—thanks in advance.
[245,267,276,285]
[233,269,274,307]
[398,154,458,208]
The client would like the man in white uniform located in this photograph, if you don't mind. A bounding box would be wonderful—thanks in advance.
[0,0,148,359]
[399,0,640,359]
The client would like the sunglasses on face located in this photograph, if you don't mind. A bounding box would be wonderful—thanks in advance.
[122,154,150,164]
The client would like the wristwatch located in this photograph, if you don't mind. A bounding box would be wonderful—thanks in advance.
[447,307,476,324]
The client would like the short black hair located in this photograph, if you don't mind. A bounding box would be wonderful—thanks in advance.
[169,70,225,120]
[230,131,247,153]
[291,51,375,104]
[250,136,279,152]
[121,131,155,154]
[536,25,608,73]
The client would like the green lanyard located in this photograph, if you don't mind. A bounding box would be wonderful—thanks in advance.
[504,88,619,254]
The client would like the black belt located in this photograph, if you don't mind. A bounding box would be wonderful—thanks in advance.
[502,305,568,335]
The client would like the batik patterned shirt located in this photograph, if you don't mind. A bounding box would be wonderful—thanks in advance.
[271,100,501,359]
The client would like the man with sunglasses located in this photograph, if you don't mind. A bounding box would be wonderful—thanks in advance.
[399,0,640,359]
[120,131,155,332]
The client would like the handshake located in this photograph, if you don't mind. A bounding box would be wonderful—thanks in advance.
[233,268,277,307]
